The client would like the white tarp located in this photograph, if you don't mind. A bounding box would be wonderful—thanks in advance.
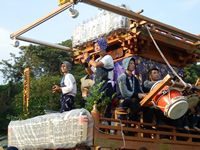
[8,108,93,149]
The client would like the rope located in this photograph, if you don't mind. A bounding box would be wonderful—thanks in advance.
[145,25,187,90]
[118,119,126,150]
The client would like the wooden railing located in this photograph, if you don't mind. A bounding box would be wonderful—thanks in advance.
[90,75,200,150]
[91,109,200,150]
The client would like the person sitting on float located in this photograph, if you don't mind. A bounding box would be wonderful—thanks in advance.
[116,57,147,121]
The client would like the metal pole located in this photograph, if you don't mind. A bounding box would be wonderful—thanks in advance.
[16,36,73,52]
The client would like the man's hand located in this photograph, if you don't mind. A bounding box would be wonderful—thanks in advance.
[82,88,89,98]
[83,52,89,60]
[81,58,86,63]
[138,93,147,99]
[52,85,61,93]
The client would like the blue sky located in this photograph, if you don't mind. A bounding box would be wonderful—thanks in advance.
[0,0,200,84]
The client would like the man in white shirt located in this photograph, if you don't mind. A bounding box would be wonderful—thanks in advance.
[52,61,77,112]
[82,37,114,118]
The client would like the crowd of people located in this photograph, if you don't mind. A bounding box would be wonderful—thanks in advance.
[52,37,200,131]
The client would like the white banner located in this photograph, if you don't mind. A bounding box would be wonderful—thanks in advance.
[72,4,130,47]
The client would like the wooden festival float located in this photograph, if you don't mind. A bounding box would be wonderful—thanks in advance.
[9,0,200,150]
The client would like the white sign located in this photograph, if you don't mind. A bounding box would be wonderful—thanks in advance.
[72,4,130,47]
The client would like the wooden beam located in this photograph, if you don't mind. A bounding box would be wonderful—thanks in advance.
[82,0,200,42]
[72,38,120,60]
[10,2,73,39]
[194,41,200,46]
[147,29,200,54]
[113,53,133,62]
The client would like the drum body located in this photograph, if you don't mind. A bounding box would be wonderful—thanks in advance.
[151,81,188,119]
[186,94,200,109]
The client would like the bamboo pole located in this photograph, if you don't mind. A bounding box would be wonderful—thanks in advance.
[10,2,73,39]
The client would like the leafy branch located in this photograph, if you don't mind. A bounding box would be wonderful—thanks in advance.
[84,79,114,113]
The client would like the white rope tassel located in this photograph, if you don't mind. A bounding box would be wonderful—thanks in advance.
[145,25,187,89]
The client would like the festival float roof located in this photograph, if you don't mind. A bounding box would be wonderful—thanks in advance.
[71,1,200,67]
[10,0,200,67]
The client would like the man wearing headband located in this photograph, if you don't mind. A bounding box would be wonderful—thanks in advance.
[116,57,147,121]
[82,37,114,118]
[52,61,77,113]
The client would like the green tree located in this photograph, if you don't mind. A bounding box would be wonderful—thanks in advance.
[0,81,22,134]
[0,45,71,83]
[0,39,87,133]
[184,63,200,84]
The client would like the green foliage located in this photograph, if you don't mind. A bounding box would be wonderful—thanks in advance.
[84,80,114,113]
[0,111,10,134]
[6,95,27,121]
[0,81,23,134]
[0,53,25,83]
[27,97,48,117]
[184,63,200,84]
[6,68,86,121]
[30,75,61,111]
[6,75,61,121]
[7,96,49,120]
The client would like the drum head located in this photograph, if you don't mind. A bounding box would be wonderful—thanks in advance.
[186,94,200,109]
[166,100,188,119]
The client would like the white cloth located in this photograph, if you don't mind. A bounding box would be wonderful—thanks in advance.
[91,54,114,81]
[61,73,77,97]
